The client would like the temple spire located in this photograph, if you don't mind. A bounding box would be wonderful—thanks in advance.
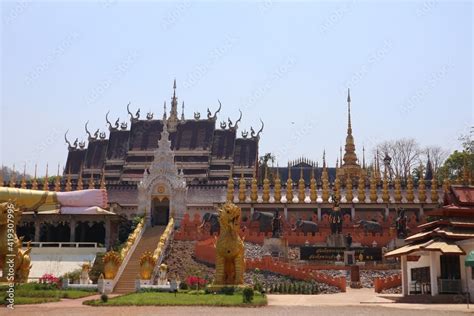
[342,88,358,167]
[362,146,366,169]
[168,79,179,132]
[347,88,352,135]
[163,101,167,120]
[181,102,185,121]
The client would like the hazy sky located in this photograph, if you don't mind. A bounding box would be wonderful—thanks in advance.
[1,0,472,176]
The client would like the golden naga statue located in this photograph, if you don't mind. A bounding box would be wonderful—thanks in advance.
[0,187,108,282]
[139,251,156,280]
[0,201,32,283]
[103,251,121,279]
[214,202,245,286]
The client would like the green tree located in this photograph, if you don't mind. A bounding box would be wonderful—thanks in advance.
[258,153,276,184]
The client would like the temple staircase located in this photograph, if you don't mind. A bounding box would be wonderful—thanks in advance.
[114,225,166,294]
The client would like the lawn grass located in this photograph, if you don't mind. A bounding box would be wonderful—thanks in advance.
[12,297,61,304]
[83,292,267,307]
[2,283,97,305]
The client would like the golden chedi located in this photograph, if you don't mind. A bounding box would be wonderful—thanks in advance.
[382,172,390,203]
[298,167,306,203]
[250,173,258,202]
[310,168,317,202]
[238,172,246,202]
[345,176,353,203]
[406,175,415,203]
[274,169,282,203]
[357,175,366,202]
[394,176,402,203]
[262,168,270,203]
[369,171,377,202]
[286,167,294,203]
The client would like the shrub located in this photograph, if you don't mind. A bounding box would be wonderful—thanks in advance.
[186,276,207,290]
[100,294,108,303]
[37,273,60,289]
[179,282,189,290]
[242,287,254,303]
[62,268,82,284]
[220,286,235,295]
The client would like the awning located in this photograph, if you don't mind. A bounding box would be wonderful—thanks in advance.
[465,251,474,267]
[385,240,464,258]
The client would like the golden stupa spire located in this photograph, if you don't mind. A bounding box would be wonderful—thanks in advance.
[226,168,234,202]
[298,166,305,202]
[77,168,84,191]
[0,165,4,187]
[42,164,49,191]
[238,170,246,202]
[382,169,390,203]
[431,171,439,203]
[54,164,61,192]
[274,166,282,203]
[100,169,106,190]
[250,170,258,202]
[418,163,426,203]
[345,175,353,202]
[342,88,359,167]
[88,172,95,189]
[310,167,317,202]
[394,175,402,203]
[32,164,38,190]
[9,164,16,188]
[20,164,27,189]
[406,174,414,203]
[65,167,72,192]
[262,166,270,202]
[322,152,330,202]
[442,168,450,194]
[286,164,293,203]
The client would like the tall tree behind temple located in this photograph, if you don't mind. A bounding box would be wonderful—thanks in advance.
[438,129,474,182]
[258,153,276,184]
[375,138,421,182]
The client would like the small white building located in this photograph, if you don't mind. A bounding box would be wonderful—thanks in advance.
[386,185,474,299]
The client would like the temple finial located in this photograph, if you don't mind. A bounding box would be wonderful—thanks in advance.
[362,146,366,169]
[163,101,167,120]
[347,88,352,135]
[323,150,326,169]
[181,101,185,121]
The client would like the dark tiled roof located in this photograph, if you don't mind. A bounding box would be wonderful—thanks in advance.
[268,167,337,183]
[84,140,108,169]
[128,120,163,151]
[64,150,86,174]
[211,129,236,158]
[233,138,258,167]
[107,130,130,160]
[174,120,215,150]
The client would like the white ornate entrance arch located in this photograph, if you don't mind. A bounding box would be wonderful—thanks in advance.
[138,121,187,227]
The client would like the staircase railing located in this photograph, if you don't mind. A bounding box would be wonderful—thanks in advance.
[107,218,146,293]
[150,218,175,281]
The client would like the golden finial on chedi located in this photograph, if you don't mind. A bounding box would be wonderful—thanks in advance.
[250,175,258,202]
[213,202,245,286]
[274,170,282,202]
[298,167,306,203]
[262,168,270,202]
[345,176,353,202]
[102,251,122,279]
[406,175,415,203]
[394,176,402,203]
[286,168,294,203]
[310,168,317,202]
[139,251,156,280]
[431,173,439,203]
[382,172,390,203]
[238,173,246,202]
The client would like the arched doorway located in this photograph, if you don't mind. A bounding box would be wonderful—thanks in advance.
[151,197,170,226]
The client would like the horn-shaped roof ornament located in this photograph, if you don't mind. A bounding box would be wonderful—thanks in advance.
[64,130,78,151]
[127,102,140,123]
[207,99,222,120]
[106,111,119,131]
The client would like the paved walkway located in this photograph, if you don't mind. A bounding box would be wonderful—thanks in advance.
[4,288,473,315]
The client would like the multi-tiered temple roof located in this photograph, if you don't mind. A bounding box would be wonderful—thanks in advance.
[64,80,262,185]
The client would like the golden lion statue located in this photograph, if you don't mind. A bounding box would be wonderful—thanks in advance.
[214,202,245,285]
[0,201,32,283]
